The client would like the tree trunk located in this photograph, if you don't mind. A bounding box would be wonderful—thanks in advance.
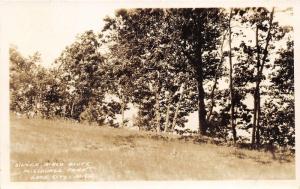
[155,72,161,132]
[252,85,258,146]
[120,93,125,127]
[164,92,171,132]
[252,83,261,147]
[256,8,274,146]
[252,25,260,146]
[193,46,208,135]
[206,77,217,122]
[256,90,261,145]
[229,9,237,143]
[155,92,161,132]
[171,83,185,132]
[71,101,75,118]
[252,8,274,147]
[196,65,208,135]
[207,30,227,122]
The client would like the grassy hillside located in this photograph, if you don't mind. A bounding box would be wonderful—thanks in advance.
[10,117,295,181]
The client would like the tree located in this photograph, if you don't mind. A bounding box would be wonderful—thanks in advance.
[251,8,275,146]
[228,8,237,143]
[54,30,120,125]
[10,45,71,119]
[10,46,41,116]
[261,39,294,149]
[171,8,227,135]
[232,7,292,147]
[103,9,198,132]
[9,7,294,151]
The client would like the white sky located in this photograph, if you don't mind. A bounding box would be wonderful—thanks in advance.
[1,3,293,68]
[2,2,115,67]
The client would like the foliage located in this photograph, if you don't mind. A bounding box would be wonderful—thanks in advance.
[9,8,294,149]
[261,40,294,148]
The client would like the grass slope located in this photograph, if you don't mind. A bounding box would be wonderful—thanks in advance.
[10,117,295,181]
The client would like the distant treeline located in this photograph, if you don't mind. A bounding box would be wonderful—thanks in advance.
[10,8,294,149]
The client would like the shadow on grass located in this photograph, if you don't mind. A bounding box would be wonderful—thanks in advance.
[173,134,294,164]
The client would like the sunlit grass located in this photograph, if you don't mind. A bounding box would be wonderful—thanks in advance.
[10,116,295,181]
